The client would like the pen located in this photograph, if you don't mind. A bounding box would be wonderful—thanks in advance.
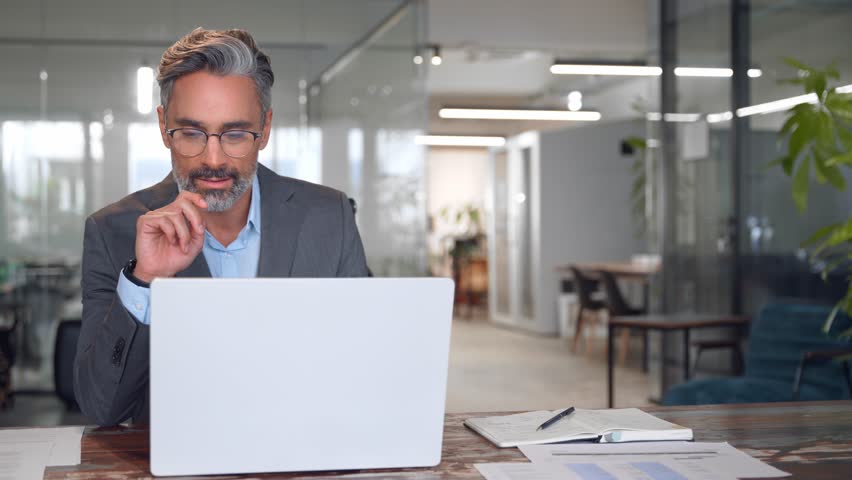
[536,407,575,431]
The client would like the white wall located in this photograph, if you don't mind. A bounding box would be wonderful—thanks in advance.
[537,120,645,333]
[427,147,489,217]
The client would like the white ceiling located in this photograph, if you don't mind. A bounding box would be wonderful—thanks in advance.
[0,0,850,136]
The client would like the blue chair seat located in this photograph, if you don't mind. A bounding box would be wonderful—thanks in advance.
[663,376,848,405]
[663,303,851,406]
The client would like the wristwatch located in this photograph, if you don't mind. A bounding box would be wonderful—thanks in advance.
[123,258,151,288]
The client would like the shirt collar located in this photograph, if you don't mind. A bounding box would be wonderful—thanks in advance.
[247,173,261,233]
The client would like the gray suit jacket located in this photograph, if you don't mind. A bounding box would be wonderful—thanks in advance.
[74,164,369,426]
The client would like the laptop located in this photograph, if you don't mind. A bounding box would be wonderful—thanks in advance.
[149,277,455,477]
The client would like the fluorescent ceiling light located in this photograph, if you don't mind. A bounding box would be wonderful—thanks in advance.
[136,66,154,114]
[736,93,817,117]
[414,135,506,147]
[553,63,762,78]
[708,84,851,120]
[675,67,732,77]
[706,111,734,123]
[439,108,601,121]
[646,112,702,122]
[836,84,852,94]
[551,64,662,76]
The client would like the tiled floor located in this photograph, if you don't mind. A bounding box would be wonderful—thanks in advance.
[0,316,651,427]
[446,317,651,413]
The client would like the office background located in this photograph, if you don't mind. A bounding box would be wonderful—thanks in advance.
[1,0,851,425]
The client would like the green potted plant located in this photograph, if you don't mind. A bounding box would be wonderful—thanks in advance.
[771,59,852,333]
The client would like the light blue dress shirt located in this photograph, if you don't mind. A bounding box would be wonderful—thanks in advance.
[117,175,262,325]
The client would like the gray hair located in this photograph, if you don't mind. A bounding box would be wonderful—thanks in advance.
[158,28,274,124]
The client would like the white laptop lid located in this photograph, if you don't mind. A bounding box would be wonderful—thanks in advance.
[149,278,454,477]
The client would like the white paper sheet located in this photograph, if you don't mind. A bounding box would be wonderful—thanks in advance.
[0,426,85,466]
[0,441,53,480]
[476,459,734,480]
[519,442,790,478]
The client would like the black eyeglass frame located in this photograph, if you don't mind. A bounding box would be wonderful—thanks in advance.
[165,127,263,158]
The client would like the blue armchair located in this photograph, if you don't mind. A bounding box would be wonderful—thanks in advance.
[663,303,852,405]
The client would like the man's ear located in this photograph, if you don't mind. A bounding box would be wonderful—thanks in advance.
[259,109,273,150]
[157,105,171,150]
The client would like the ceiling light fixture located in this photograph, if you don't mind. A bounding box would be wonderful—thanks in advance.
[136,65,154,114]
[674,67,732,77]
[439,108,601,121]
[736,93,817,117]
[413,54,423,65]
[567,91,583,111]
[551,64,662,76]
[414,135,506,147]
[646,112,702,122]
[706,111,734,123]
[431,46,442,66]
[552,62,762,78]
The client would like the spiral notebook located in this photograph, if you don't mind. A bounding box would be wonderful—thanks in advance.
[464,408,693,448]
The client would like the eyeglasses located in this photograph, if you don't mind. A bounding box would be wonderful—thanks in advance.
[166,127,262,158]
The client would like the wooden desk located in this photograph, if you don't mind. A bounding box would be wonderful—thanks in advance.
[557,261,661,281]
[43,401,852,479]
[608,314,751,408]
[557,261,660,310]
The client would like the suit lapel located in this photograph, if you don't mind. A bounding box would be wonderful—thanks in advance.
[256,164,305,277]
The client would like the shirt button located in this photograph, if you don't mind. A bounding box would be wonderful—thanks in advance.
[135,303,142,310]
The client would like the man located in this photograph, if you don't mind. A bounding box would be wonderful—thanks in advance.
[74,28,369,426]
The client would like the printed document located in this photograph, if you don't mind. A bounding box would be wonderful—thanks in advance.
[0,426,85,466]
[476,459,735,480]
[519,441,789,478]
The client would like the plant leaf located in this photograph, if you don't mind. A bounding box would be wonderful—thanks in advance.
[812,149,846,189]
[788,111,816,161]
[823,164,847,190]
[792,155,811,212]
[816,111,835,150]
[779,114,798,137]
[836,124,852,151]
[767,155,788,170]
[823,305,842,334]
[783,57,814,72]
[826,151,852,167]
[803,223,842,246]
[805,71,827,97]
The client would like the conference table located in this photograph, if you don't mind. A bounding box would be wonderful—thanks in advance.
[43,401,852,479]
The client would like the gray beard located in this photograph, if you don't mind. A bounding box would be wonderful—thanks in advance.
[173,165,257,212]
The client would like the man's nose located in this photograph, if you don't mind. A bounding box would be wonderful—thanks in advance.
[201,134,228,167]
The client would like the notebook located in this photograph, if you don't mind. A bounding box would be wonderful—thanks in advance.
[464,408,693,448]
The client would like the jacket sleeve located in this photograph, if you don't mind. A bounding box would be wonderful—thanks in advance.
[336,193,370,277]
[74,216,150,426]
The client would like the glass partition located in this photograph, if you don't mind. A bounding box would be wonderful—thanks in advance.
[0,0,421,392]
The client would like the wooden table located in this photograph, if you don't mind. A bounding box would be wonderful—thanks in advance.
[557,261,661,280]
[557,261,660,310]
[43,401,852,479]
[608,314,751,408]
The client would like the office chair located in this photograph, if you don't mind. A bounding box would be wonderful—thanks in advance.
[568,266,607,353]
[599,270,648,369]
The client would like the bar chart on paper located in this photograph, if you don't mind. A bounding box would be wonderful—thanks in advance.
[475,459,730,480]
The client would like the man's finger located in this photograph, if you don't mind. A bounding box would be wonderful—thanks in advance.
[162,211,192,253]
[179,190,208,210]
[171,197,206,235]
[143,213,179,246]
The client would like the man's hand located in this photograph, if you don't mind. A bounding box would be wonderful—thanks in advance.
[134,191,208,283]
